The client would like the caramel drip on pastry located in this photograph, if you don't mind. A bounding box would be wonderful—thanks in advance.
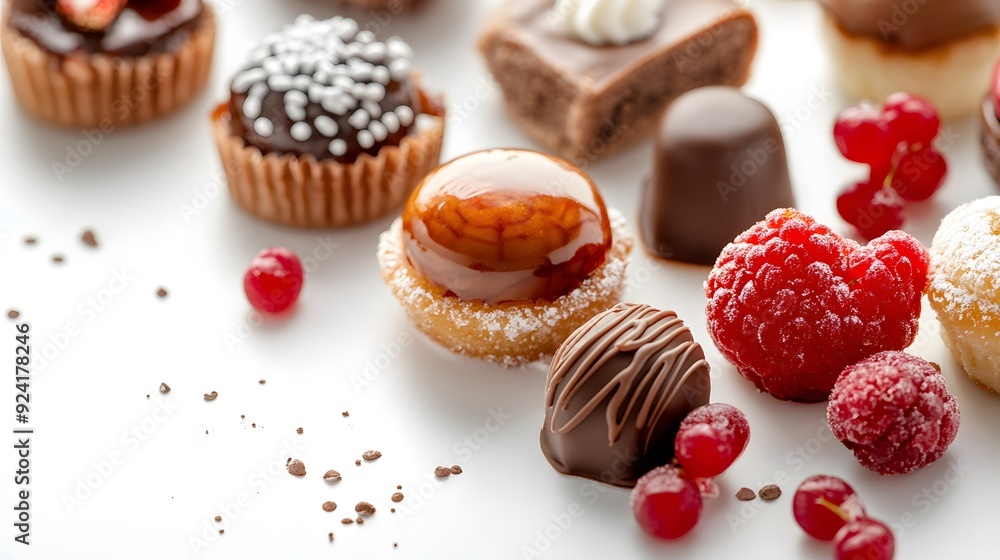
[545,302,709,449]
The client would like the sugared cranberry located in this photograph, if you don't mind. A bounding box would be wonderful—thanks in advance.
[883,92,940,147]
[674,403,750,479]
[630,466,702,540]
[833,103,897,166]
[835,181,904,240]
[834,518,895,560]
[244,247,304,313]
[793,475,865,541]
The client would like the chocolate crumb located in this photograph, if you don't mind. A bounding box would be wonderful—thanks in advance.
[296,427,303,434]
[146,395,149,399]
[205,430,208,434]
[7,309,20,319]
[362,450,382,461]
[328,532,334,542]
[342,411,349,417]
[52,255,64,264]
[204,391,218,401]
[355,460,361,466]
[356,516,364,524]
[930,362,941,372]
[450,465,463,475]
[159,383,171,394]
[736,488,756,501]
[397,485,402,490]
[323,470,342,481]
[81,230,98,248]
[24,236,37,245]
[341,518,353,525]
[391,492,404,503]
[322,501,337,512]
[219,530,224,535]
[434,466,451,478]
[394,543,398,549]
[156,287,168,299]
[259,379,266,384]
[391,508,396,513]
[241,415,245,420]
[215,516,222,522]
[287,459,306,477]
[759,484,782,501]
[355,502,376,516]
[251,423,257,428]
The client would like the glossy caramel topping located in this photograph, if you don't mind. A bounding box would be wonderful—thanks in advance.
[8,0,204,57]
[819,0,1000,50]
[402,149,612,304]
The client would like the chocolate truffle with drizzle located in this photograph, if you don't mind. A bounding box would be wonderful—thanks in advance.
[540,303,711,488]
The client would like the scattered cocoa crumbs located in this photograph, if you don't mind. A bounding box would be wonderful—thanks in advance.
[322,501,337,512]
[159,383,171,394]
[355,460,361,467]
[759,485,782,501]
[328,532,334,542]
[251,423,257,428]
[434,467,451,478]
[390,508,396,513]
[296,427,303,434]
[355,502,376,516]
[23,236,37,245]
[146,395,149,399]
[156,287,169,299]
[286,459,306,477]
[394,543,398,549]
[356,516,364,524]
[362,450,382,461]
[204,391,218,401]
[52,255,64,264]
[7,309,20,319]
[450,465,463,475]
[341,518,353,525]
[205,430,208,435]
[81,230,98,248]
[241,415,245,420]
[397,485,402,490]
[391,492,404,503]
[736,488,756,501]
[219,530,224,535]
[323,470,342,481]
[259,379,266,384]
[342,411,349,417]
[215,516,222,522]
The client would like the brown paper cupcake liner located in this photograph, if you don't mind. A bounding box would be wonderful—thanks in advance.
[212,111,445,228]
[1,4,216,128]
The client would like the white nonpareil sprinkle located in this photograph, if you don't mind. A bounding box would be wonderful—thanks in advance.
[329,139,348,157]
[290,121,313,141]
[254,117,274,137]
[314,115,339,137]
[230,15,418,157]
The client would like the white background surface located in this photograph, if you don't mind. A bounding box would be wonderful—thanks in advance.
[1,0,998,558]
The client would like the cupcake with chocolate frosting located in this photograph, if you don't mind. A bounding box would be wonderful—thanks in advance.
[2,0,216,127]
[212,14,445,228]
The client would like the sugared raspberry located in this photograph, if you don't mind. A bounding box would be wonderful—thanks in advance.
[828,351,959,475]
[705,209,929,402]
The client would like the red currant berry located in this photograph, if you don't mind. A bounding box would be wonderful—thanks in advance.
[792,475,865,541]
[883,92,940,147]
[630,466,702,540]
[890,147,947,202]
[836,181,904,240]
[833,103,897,166]
[244,247,304,314]
[834,518,895,560]
[674,403,750,478]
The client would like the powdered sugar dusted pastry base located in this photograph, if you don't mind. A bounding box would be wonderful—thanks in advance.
[377,209,634,367]
[928,196,1000,394]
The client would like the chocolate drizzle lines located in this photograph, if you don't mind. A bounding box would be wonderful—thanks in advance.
[545,303,709,450]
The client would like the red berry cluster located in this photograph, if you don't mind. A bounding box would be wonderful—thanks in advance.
[834,92,947,240]
[793,475,895,560]
[630,403,749,540]
[244,247,305,314]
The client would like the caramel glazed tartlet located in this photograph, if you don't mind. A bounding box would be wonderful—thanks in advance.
[378,149,634,367]
[212,15,444,228]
